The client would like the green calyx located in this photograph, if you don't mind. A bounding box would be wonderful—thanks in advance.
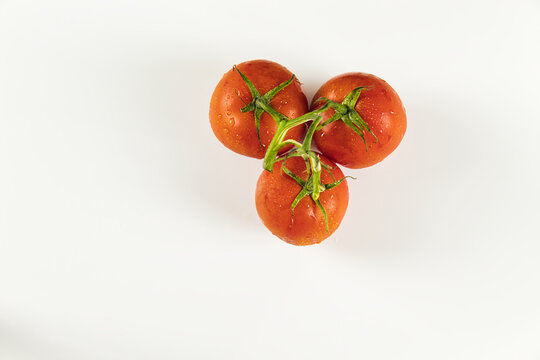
[233,66,372,233]
[280,148,353,232]
[314,86,377,151]
[233,65,294,147]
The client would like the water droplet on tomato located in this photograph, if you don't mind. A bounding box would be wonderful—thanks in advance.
[226,110,232,116]
[308,206,316,219]
[223,128,229,134]
[217,114,222,119]
[228,118,235,126]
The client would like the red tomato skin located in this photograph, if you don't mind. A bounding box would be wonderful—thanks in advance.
[255,155,349,246]
[312,73,407,169]
[210,60,308,159]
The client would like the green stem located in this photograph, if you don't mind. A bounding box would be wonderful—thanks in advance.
[282,104,330,132]
[262,120,288,171]
[302,116,322,151]
[262,104,338,172]
[308,153,322,201]
[262,105,332,172]
[276,139,303,151]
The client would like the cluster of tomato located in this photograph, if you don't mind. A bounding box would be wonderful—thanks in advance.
[209,60,406,246]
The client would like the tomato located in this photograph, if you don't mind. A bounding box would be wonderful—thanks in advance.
[209,60,308,159]
[255,154,349,246]
[312,73,406,168]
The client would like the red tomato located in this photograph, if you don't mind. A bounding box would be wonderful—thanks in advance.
[312,73,406,168]
[255,154,349,246]
[209,60,308,159]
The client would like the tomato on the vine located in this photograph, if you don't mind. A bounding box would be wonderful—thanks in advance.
[209,60,308,159]
[210,61,408,246]
[311,73,406,168]
[255,154,349,246]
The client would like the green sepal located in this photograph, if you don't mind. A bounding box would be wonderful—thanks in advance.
[290,187,310,218]
[312,96,333,106]
[342,113,367,148]
[233,65,260,99]
[264,75,295,101]
[321,164,336,182]
[321,161,336,171]
[325,175,355,190]
[342,86,367,107]
[254,107,264,146]
[281,165,306,186]
[314,199,329,233]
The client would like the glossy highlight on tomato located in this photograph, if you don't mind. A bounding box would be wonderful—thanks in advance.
[255,154,349,246]
[210,60,308,159]
[312,73,407,168]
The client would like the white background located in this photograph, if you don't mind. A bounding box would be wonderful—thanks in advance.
[1,0,539,359]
